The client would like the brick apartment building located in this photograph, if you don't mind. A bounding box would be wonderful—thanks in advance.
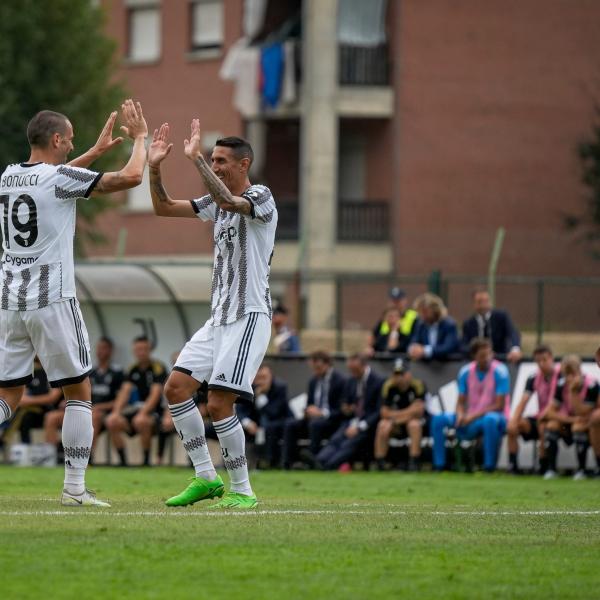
[95,0,600,333]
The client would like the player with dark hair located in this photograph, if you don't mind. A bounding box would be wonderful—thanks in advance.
[506,345,559,474]
[543,355,599,480]
[0,100,148,506]
[147,121,277,509]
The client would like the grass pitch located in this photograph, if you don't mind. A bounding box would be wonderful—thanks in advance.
[1,466,599,599]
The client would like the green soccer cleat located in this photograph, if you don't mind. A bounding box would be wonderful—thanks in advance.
[165,475,225,507]
[207,491,258,510]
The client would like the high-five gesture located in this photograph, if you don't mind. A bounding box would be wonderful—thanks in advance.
[120,99,148,140]
[184,118,202,161]
[92,111,124,154]
[148,123,174,168]
[68,110,124,168]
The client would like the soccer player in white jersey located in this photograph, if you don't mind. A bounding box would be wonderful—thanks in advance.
[147,121,277,509]
[0,100,149,506]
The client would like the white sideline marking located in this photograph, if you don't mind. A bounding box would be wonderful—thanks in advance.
[0,509,599,517]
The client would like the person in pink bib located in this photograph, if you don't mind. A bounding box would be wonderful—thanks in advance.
[431,338,509,472]
[506,345,558,474]
[589,346,600,476]
[543,355,599,480]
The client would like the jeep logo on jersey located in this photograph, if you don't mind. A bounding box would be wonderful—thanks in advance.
[218,226,237,243]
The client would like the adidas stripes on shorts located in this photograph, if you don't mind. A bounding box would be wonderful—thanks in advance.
[173,312,271,401]
[0,298,91,388]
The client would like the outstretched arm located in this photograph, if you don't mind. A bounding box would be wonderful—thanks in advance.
[147,123,196,218]
[184,119,252,216]
[68,111,124,168]
[93,99,148,194]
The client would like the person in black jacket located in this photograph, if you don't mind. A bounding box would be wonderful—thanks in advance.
[237,363,292,468]
[461,288,522,363]
[282,350,347,469]
[314,354,384,470]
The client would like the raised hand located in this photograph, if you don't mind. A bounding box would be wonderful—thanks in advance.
[183,118,202,161]
[120,99,148,140]
[92,111,124,156]
[148,123,174,168]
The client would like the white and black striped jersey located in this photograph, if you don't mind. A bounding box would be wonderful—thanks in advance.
[191,184,277,326]
[0,162,102,311]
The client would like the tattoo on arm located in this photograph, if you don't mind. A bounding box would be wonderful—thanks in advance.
[149,166,170,206]
[193,155,251,215]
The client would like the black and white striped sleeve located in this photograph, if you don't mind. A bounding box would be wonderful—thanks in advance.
[242,185,276,224]
[55,165,103,200]
[190,194,217,222]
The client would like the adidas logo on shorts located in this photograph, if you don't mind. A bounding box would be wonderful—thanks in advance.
[215,373,228,382]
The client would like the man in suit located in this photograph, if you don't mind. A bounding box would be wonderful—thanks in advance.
[314,354,384,470]
[408,293,460,361]
[282,350,347,469]
[462,288,522,363]
[237,363,292,468]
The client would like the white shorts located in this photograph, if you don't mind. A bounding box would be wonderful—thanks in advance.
[0,298,91,388]
[173,312,271,401]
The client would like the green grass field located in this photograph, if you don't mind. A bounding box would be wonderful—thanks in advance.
[1,466,599,599]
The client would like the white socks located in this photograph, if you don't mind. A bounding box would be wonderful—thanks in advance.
[213,414,253,496]
[169,398,217,481]
[0,398,12,425]
[62,400,93,495]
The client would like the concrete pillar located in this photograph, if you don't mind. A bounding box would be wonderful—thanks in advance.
[300,0,339,329]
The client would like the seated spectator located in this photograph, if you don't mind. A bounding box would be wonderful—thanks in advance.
[282,350,347,469]
[374,358,427,471]
[14,358,62,444]
[366,287,417,356]
[543,355,599,480]
[237,364,292,468]
[408,293,459,361]
[271,305,301,353]
[461,288,522,363]
[105,336,167,466]
[506,345,559,474]
[590,346,600,475]
[431,338,509,472]
[44,337,124,461]
[313,353,384,471]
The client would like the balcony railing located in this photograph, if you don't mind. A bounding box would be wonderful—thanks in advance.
[275,199,390,242]
[276,200,300,241]
[339,44,389,86]
[337,199,390,242]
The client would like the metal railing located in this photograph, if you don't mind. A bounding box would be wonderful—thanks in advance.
[339,44,389,86]
[276,201,300,241]
[337,199,390,242]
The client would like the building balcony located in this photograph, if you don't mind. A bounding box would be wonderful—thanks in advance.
[275,199,390,243]
[337,199,390,242]
[339,44,389,86]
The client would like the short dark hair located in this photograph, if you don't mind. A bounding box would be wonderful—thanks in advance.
[471,286,489,299]
[469,337,491,357]
[27,110,69,148]
[98,336,114,349]
[533,344,553,357]
[258,362,272,373]
[133,335,150,344]
[310,350,332,365]
[348,352,368,365]
[215,136,254,165]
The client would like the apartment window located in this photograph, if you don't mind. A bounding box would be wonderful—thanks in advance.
[190,0,224,51]
[128,3,161,62]
[127,166,151,211]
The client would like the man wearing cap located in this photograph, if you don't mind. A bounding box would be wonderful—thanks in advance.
[374,358,428,471]
[367,288,417,356]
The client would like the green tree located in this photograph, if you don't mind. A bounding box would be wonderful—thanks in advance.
[0,0,127,254]
[574,106,600,258]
